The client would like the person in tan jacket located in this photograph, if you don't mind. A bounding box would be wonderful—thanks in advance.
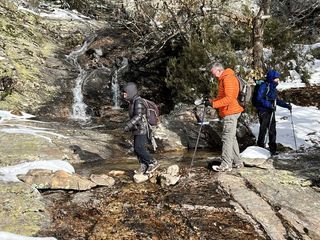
[205,63,244,171]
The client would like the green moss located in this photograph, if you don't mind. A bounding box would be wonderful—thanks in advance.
[0,92,26,110]
[0,1,61,109]
[41,42,56,57]
[0,182,49,236]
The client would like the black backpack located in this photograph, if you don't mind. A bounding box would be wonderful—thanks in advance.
[251,80,269,107]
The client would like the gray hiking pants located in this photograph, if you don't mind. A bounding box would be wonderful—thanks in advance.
[221,113,242,167]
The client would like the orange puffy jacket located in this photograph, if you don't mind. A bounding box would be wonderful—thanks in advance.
[212,68,244,117]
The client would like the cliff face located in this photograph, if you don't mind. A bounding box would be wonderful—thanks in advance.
[0,0,260,118]
[0,0,104,115]
[4,0,318,120]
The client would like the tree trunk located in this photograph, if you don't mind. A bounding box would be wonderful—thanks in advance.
[252,0,270,73]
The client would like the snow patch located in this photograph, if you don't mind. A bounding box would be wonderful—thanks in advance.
[240,146,271,159]
[0,232,56,240]
[0,160,75,182]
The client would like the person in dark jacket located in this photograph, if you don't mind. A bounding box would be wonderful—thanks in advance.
[123,82,158,174]
[255,70,292,155]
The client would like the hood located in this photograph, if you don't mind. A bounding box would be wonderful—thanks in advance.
[123,82,138,100]
[266,70,281,83]
[219,68,235,81]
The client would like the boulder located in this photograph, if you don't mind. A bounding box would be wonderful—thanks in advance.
[17,169,97,191]
[133,173,149,183]
[159,165,180,187]
[0,182,49,235]
[90,174,115,187]
[154,104,256,151]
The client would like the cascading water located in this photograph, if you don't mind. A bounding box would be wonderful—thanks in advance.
[111,69,121,109]
[111,58,128,109]
[66,37,95,122]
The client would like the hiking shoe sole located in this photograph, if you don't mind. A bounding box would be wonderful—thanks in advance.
[233,163,244,169]
[212,165,232,172]
[146,163,160,174]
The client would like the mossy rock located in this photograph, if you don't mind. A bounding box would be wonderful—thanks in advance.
[0,182,49,235]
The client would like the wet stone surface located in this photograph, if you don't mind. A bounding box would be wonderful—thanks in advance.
[38,167,265,239]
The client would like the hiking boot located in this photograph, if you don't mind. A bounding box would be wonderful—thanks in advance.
[233,162,244,169]
[146,160,159,174]
[212,164,232,172]
[134,164,148,175]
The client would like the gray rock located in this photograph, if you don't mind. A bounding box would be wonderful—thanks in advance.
[133,173,149,183]
[218,174,287,240]
[90,174,115,187]
[159,174,180,187]
[159,165,180,187]
[166,164,179,176]
[241,168,320,239]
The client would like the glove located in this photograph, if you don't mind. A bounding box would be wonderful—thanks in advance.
[270,106,276,112]
[203,98,212,107]
[287,103,292,111]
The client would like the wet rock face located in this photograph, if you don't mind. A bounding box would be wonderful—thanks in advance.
[81,69,112,111]
[38,168,264,239]
[81,26,178,117]
[0,0,106,116]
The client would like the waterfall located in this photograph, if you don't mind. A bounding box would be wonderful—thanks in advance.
[66,38,94,122]
[111,58,128,109]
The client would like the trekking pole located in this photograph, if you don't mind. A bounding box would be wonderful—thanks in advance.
[190,104,207,168]
[290,109,298,153]
[264,110,274,147]
[265,100,276,147]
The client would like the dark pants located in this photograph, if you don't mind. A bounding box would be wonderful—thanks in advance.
[257,111,277,153]
[134,134,152,165]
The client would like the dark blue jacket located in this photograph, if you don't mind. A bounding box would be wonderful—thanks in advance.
[255,70,290,112]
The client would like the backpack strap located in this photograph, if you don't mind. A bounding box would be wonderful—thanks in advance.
[264,83,271,101]
[135,97,153,137]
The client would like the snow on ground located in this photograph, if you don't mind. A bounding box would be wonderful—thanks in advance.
[308,59,320,85]
[0,160,75,182]
[0,110,34,121]
[0,126,68,143]
[277,42,320,91]
[279,70,306,90]
[38,8,89,20]
[0,232,56,240]
[250,104,320,151]
[240,146,271,159]
[0,111,68,142]
[16,3,89,21]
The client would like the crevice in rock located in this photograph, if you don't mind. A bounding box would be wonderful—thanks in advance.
[242,177,306,240]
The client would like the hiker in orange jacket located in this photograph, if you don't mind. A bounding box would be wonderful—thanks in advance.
[204,63,244,172]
